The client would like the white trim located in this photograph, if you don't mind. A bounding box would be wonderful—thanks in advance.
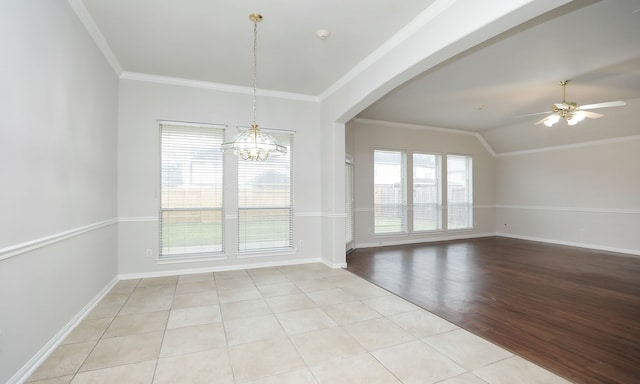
[354,118,497,156]
[357,232,495,249]
[322,260,348,269]
[119,214,324,223]
[236,249,298,260]
[118,216,158,223]
[0,219,118,261]
[355,118,480,137]
[496,232,640,257]
[496,205,640,215]
[67,0,122,75]
[474,134,497,157]
[120,72,319,102]
[158,120,227,129]
[496,134,640,157]
[355,122,640,159]
[356,204,495,212]
[155,255,228,265]
[323,213,347,219]
[295,212,323,217]
[9,277,119,384]
[119,258,324,280]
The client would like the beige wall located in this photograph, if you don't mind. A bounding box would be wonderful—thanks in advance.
[495,137,640,254]
[349,120,640,255]
[350,119,496,247]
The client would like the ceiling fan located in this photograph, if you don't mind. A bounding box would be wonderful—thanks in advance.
[517,80,626,127]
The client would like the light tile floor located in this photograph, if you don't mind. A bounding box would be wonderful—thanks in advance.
[26,263,573,384]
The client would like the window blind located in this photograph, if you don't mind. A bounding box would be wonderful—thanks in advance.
[159,122,225,257]
[413,153,441,231]
[374,149,406,234]
[447,154,473,229]
[237,130,293,252]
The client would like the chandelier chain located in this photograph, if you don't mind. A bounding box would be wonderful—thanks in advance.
[252,19,258,125]
[220,13,286,161]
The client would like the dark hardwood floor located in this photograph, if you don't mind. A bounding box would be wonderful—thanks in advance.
[346,237,640,384]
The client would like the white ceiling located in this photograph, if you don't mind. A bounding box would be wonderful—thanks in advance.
[81,0,436,96]
[77,0,640,153]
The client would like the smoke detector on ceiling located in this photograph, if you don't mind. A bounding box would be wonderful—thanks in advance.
[316,29,330,40]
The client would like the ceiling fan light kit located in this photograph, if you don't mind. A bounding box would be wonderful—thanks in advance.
[528,80,626,127]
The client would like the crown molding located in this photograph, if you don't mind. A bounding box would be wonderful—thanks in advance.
[120,72,319,103]
[67,0,122,75]
[496,134,640,157]
[354,118,498,157]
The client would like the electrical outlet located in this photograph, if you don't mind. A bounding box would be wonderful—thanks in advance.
[145,249,152,258]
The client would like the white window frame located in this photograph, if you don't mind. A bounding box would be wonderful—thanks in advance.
[237,129,294,253]
[374,149,407,235]
[159,121,225,258]
[447,154,473,230]
[412,152,442,232]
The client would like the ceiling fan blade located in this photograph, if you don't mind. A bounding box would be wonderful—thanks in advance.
[535,115,552,125]
[583,111,603,119]
[513,111,551,119]
[580,100,626,110]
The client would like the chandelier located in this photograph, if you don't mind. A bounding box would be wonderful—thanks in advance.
[221,13,286,161]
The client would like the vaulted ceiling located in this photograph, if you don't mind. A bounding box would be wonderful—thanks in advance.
[77,0,640,154]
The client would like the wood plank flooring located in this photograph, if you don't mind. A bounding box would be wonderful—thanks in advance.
[346,237,640,384]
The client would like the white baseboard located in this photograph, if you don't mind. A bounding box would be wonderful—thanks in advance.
[356,232,496,249]
[496,232,640,257]
[119,258,325,280]
[355,231,639,257]
[9,277,119,384]
[322,260,348,269]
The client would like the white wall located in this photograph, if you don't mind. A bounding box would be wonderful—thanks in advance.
[117,79,324,275]
[350,120,496,248]
[0,1,119,383]
[318,0,569,265]
[495,137,640,254]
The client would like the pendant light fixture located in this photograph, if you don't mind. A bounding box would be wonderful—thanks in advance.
[221,13,286,161]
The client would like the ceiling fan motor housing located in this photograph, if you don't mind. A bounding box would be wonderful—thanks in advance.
[551,101,577,118]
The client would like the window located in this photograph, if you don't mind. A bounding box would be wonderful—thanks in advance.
[374,149,406,234]
[447,155,473,229]
[160,122,225,257]
[413,153,441,231]
[238,131,293,252]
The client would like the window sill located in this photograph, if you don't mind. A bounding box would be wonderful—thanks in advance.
[155,254,228,265]
[373,232,409,238]
[236,248,297,259]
